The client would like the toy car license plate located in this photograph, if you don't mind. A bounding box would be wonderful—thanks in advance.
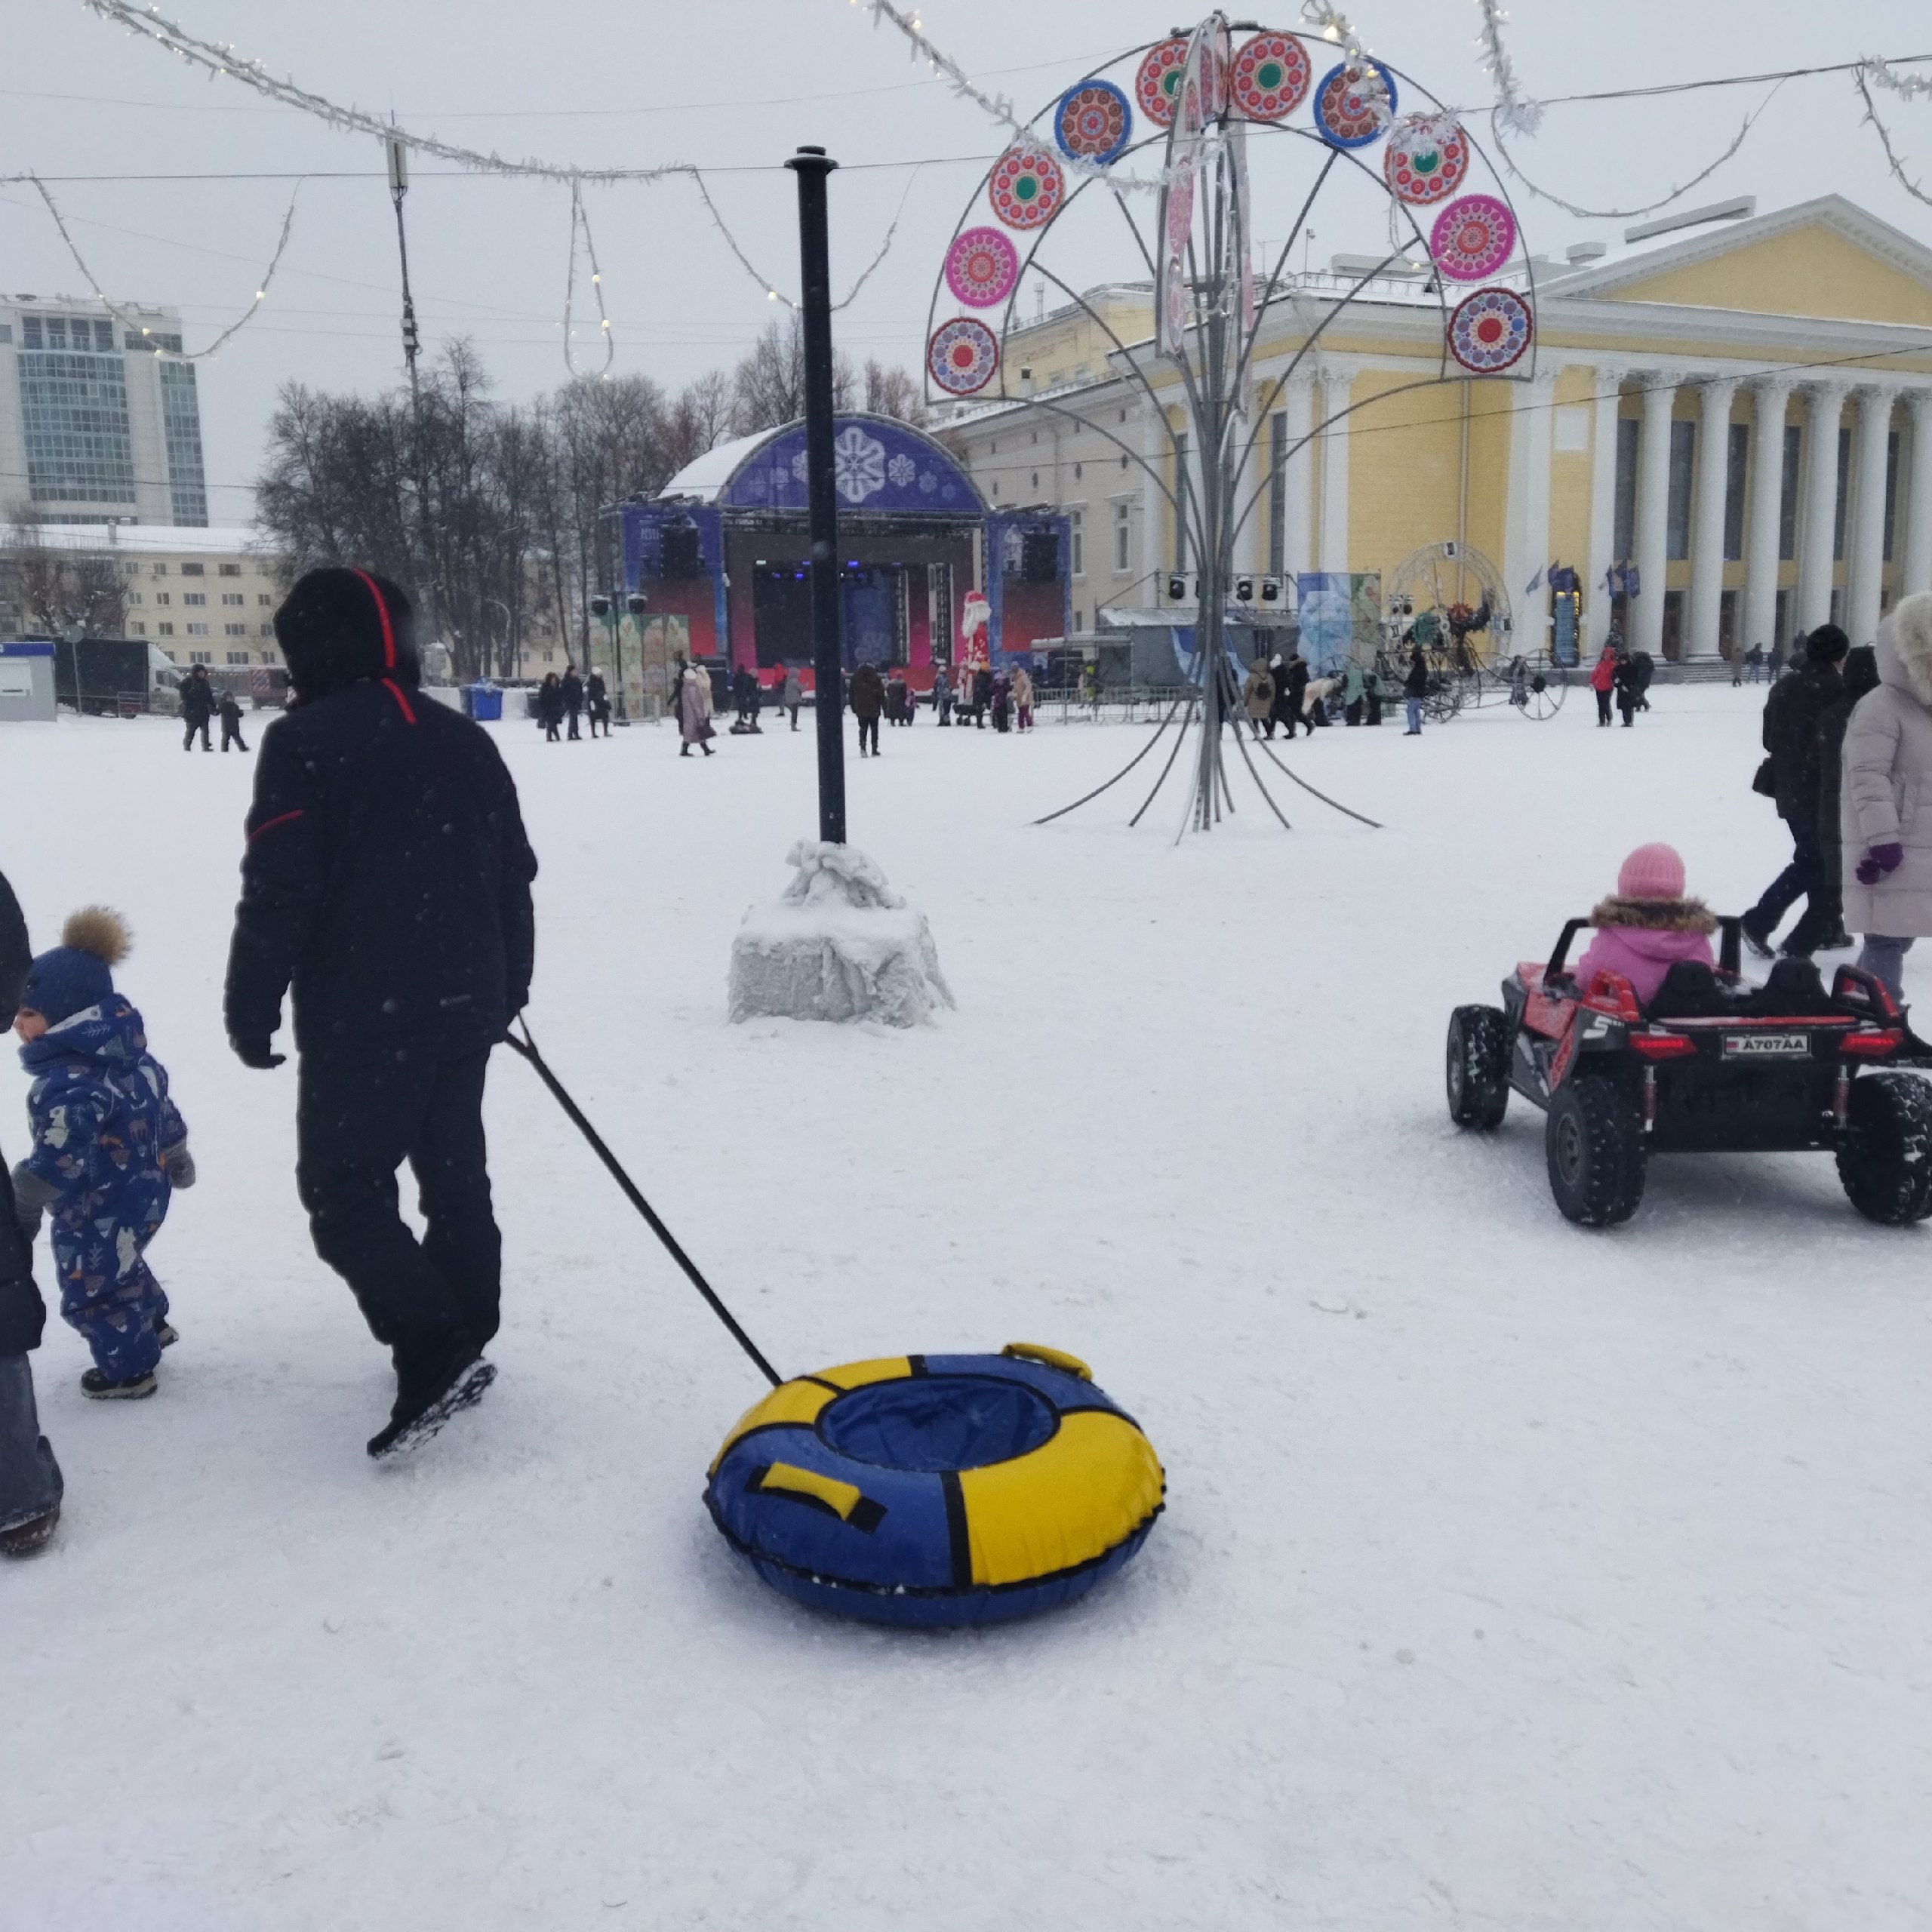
[1722,1032,1810,1057]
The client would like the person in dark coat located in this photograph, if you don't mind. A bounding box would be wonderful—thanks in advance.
[535,672,563,743]
[1613,651,1641,727]
[1815,644,1881,952]
[224,568,538,1460]
[1278,649,1312,738]
[180,664,215,751]
[585,669,611,737]
[1742,624,1849,959]
[971,663,993,728]
[0,870,61,1555]
[218,688,248,753]
[560,665,585,741]
[1402,646,1429,735]
[849,661,885,756]
[1631,649,1655,712]
[885,673,909,728]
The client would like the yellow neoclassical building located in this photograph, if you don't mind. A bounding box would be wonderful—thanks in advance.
[941,195,1932,662]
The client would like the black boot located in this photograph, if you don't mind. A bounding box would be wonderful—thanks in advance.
[368,1354,496,1460]
[81,1366,157,1399]
[0,1506,59,1556]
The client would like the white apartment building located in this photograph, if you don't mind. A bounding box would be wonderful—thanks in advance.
[0,294,209,527]
[27,522,287,666]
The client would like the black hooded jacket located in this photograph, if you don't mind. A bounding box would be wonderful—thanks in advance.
[224,568,538,1055]
[0,869,46,1352]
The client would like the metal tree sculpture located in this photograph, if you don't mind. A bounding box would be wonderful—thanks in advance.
[923,11,1536,835]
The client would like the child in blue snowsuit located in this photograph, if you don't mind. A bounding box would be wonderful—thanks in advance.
[11,909,193,1398]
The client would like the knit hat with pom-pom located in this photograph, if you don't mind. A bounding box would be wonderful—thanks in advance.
[18,907,131,1026]
[1616,844,1687,903]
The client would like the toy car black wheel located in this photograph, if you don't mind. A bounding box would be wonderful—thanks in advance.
[1836,1071,1932,1224]
[1447,1004,1510,1129]
[1545,1076,1646,1226]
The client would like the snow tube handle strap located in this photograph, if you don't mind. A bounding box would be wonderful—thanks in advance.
[1001,1341,1094,1382]
[752,1460,886,1533]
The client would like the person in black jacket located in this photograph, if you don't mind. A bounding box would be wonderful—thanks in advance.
[585,669,611,737]
[224,568,538,1460]
[1402,646,1429,735]
[536,672,563,743]
[180,664,215,751]
[1613,650,1641,727]
[559,664,584,742]
[0,869,61,1555]
[1742,625,1848,959]
[1814,644,1881,952]
[218,687,248,752]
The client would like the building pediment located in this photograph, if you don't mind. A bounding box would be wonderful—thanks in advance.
[1548,196,1932,328]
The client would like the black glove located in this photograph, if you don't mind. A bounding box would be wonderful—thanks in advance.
[229,1035,287,1070]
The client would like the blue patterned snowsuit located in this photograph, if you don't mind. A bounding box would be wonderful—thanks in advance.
[19,999,186,1381]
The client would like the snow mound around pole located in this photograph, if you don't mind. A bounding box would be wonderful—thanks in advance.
[728,840,954,1027]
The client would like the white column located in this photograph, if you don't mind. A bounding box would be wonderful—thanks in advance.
[1686,377,1738,659]
[1900,388,1932,598]
[1317,366,1351,574]
[1279,371,1316,587]
[1847,384,1897,645]
[1503,368,1557,649]
[1629,374,1675,656]
[1585,365,1624,650]
[1743,378,1792,654]
[1797,381,1847,634]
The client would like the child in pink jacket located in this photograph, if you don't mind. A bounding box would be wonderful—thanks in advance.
[1574,843,1717,1006]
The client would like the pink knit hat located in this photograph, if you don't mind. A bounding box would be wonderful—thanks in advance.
[1617,842,1686,901]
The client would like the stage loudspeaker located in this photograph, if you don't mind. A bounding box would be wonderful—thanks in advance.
[660,525,703,578]
[1020,531,1060,581]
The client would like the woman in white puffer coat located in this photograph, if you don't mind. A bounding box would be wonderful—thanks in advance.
[1840,592,1932,998]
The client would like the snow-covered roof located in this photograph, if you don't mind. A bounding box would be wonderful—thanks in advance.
[660,429,778,503]
[17,523,273,557]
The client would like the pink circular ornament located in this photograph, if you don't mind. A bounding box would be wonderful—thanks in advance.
[928,316,1000,396]
[1136,38,1189,127]
[1230,33,1311,122]
[989,146,1064,231]
[1383,115,1469,206]
[1447,285,1532,374]
[944,227,1020,309]
[1164,155,1198,255]
[1429,194,1518,281]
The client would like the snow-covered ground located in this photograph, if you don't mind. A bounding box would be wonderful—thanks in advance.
[4,688,1929,1930]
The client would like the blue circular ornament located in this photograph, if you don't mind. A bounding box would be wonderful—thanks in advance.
[1054,78,1132,166]
[1312,60,1398,149]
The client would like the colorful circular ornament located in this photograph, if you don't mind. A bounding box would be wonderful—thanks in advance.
[1313,60,1397,148]
[1448,285,1532,374]
[928,316,1000,396]
[1164,155,1198,256]
[944,227,1020,309]
[1383,114,1469,206]
[1230,32,1312,122]
[1429,194,1518,281]
[989,146,1064,231]
[1136,38,1189,128]
[1054,78,1132,165]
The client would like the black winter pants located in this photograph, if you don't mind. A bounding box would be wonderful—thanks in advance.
[296,1041,501,1378]
[858,716,879,754]
[1594,688,1613,725]
[184,716,211,750]
[221,718,248,752]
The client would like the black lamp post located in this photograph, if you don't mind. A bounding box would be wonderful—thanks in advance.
[786,144,846,845]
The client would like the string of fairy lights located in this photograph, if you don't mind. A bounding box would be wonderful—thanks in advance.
[30,0,1932,372]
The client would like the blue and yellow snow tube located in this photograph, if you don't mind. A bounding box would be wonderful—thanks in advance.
[704,1344,1164,1627]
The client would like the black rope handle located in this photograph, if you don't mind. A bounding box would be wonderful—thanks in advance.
[503,1020,783,1388]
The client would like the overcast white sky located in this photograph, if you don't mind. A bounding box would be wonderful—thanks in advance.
[5,0,1930,521]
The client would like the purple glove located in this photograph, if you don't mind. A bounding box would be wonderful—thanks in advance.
[1856,842,1905,886]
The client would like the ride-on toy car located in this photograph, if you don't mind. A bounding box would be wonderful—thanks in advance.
[1447,916,1932,1226]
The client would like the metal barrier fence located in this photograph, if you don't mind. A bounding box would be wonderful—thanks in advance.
[1043,684,1190,724]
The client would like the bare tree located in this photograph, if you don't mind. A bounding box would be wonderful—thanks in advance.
[0,510,129,638]
[731,316,854,435]
[663,370,736,477]
[863,359,928,428]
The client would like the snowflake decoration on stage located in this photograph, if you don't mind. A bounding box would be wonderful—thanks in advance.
[887,454,918,488]
[832,425,888,503]
[791,449,810,482]
[918,471,937,494]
